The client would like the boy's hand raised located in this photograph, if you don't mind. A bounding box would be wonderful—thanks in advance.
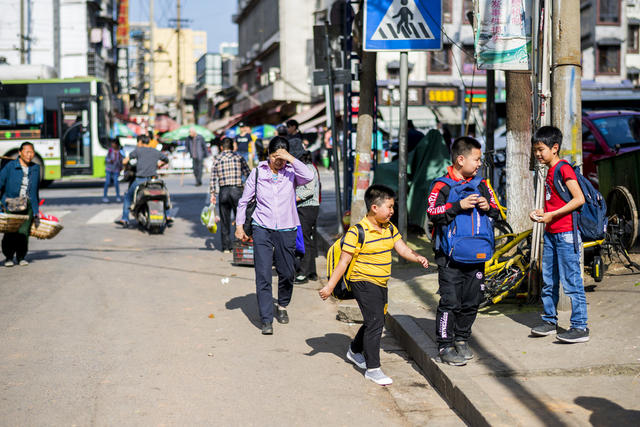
[460,194,479,210]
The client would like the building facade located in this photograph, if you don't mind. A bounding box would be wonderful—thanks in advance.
[232,0,316,123]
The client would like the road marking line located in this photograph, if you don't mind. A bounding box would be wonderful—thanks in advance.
[87,209,122,224]
[45,210,71,219]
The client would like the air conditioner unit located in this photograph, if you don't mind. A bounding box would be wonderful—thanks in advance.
[268,67,280,83]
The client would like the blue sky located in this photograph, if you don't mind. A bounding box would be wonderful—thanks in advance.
[129,0,238,52]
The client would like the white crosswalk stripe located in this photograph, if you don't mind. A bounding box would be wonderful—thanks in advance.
[87,209,122,224]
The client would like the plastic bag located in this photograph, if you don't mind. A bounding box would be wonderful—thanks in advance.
[200,204,218,234]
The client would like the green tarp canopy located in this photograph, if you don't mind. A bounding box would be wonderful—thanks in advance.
[372,129,450,229]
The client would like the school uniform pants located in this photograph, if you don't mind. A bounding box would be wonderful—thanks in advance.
[252,225,297,324]
[436,261,484,349]
[350,281,388,370]
[218,185,243,251]
[297,205,319,277]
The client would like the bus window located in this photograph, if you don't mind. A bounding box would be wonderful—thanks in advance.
[60,100,91,169]
[97,83,112,149]
[0,97,44,127]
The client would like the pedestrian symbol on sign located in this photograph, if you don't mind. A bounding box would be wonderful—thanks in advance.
[372,0,435,41]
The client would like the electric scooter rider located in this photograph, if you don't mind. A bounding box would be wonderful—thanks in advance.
[116,135,170,227]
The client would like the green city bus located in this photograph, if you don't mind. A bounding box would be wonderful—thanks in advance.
[0,77,113,184]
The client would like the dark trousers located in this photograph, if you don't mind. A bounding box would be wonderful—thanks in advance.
[218,186,243,251]
[253,226,297,324]
[436,261,484,349]
[297,205,319,277]
[2,232,29,261]
[351,281,388,369]
[192,157,203,185]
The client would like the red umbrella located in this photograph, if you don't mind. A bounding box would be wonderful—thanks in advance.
[126,122,146,136]
[154,115,179,133]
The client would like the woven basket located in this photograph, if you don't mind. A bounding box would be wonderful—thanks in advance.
[0,213,29,233]
[30,219,64,239]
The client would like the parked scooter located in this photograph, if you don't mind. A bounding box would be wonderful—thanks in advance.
[131,178,171,234]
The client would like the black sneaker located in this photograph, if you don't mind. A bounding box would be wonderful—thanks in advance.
[454,340,473,360]
[438,347,467,366]
[261,322,273,335]
[275,306,289,324]
[307,273,318,281]
[557,327,589,343]
[531,321,557,336]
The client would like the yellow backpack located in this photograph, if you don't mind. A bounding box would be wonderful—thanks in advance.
[326,223,365,299]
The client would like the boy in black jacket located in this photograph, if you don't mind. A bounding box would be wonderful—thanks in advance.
[427,137,499,365]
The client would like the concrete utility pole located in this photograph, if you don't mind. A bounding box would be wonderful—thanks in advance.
[397,52,409,242]
[20,0,25,64]
[149,0,156,116]
[552,0,583,310]
[350,51,376,223]
[176,0,182,124]
[505,71,534,233]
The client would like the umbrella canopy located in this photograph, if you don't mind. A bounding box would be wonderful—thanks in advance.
[251,124,276,139]
[225,126,239,138]
[110,122,137,138]
[154,115,179,133]
[161,125,215,142]
[126,122,145,136]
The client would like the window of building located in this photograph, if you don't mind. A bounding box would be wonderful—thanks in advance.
[462,0,474,24]
[461,45,485,75]
[429,46,452,74]
[597,0,620,24]
[443,0,452,23]
[596,45,620,74]
[628,25,640,54]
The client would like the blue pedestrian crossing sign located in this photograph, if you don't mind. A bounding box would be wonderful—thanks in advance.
[364,0,442,51]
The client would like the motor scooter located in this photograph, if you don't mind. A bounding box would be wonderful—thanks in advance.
[131,178,171,234]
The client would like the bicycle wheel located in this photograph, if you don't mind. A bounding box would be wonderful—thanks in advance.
[479,266,526,308]
[607,186,638,249]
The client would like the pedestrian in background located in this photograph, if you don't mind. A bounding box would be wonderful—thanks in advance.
[0,142,40,267]
[235,136,314,335]
[103,139,123,203]
[234,122,257,167]
[186,127,208,186]
[210,137,250,253]
[294,150,320,284]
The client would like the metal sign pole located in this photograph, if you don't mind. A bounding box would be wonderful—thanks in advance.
[325,21,344,234]
[398,51,409,243]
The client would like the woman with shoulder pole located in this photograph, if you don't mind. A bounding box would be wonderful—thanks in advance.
[235,136,314,335]
[0,142,41,267]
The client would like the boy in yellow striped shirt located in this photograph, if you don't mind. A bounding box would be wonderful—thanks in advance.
[319,184,429,386]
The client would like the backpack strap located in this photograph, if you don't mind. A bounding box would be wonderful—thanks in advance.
[552,159,580,252]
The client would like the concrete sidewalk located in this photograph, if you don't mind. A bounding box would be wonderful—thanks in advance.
[315,168,640,426]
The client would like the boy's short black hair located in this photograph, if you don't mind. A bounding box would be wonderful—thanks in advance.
[450,136,481,163]
[533,126,563,149]
[365,184,396,212]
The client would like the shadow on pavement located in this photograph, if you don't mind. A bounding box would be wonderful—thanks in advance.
[27,251,66,262]
[304,333,351,360]
[225,293,261,330]
[575,396,640,426]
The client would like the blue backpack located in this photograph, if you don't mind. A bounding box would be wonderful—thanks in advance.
[432,175,495,264]
[552,160,607,249]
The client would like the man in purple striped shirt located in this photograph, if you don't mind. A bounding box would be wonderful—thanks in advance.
[235,137,314,335]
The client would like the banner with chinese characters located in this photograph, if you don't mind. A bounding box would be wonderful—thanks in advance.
[116,0,129,46]
[475,0,531,70]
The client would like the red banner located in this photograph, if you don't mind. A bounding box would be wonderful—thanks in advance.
[116,0,129,46]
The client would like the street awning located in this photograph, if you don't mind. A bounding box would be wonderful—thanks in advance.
[597,38,622,46]
[628,67,640,76]
[300,115,327,132]
[287,102,325,124]
[207,114,242,132]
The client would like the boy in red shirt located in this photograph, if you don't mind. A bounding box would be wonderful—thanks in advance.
[530,126,589,343]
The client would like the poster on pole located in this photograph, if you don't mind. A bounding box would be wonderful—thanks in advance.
[475,0,531,70]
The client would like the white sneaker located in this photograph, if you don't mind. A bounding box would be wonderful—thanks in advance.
[365,368,393,386]
[4,259,14,267]
[102,197,109,203]
[115,197,122,202]
[18,259,29,266]
[346,348,366,369]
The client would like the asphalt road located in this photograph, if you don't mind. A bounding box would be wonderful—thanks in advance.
[0,174,462,426]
